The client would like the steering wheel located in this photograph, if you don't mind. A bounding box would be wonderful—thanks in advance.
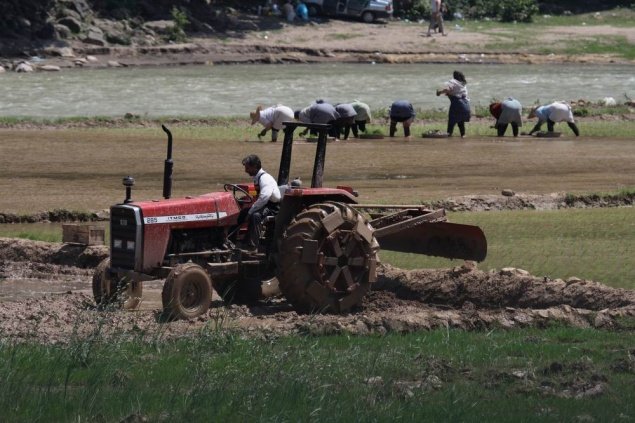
[224,184,254,204]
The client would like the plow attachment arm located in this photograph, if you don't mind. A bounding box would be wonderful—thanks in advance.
[358,206,487,262]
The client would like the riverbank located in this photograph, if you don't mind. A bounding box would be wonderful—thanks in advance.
[2,10,634,72]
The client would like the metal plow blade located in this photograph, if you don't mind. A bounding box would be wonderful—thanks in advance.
[374,221,487,262]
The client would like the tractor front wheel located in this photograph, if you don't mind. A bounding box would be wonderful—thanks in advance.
[162,263,213,320]
[277,202,379,313]
[92,258,142,310]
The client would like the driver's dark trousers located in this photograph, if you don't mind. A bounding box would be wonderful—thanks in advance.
[238,201,280,248]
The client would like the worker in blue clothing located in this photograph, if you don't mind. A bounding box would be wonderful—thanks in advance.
[296,1,309,21]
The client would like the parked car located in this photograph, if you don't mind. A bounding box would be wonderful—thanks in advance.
[306,0,393,23]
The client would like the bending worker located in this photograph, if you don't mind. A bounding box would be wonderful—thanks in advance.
[528,101,580,136]
[239,154,281,249]
[489,97,523,137]
[388,100,415,138]
[250,104,294,142]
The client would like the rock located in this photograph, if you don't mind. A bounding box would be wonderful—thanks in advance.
[58,16,82,33]
[601,97,617,106]
[107,60,121,67]
[84,28,106,46]
[95,18,131,46]
[502,189,515,197]
[86,55,98,62]
[68,0,92,19]
[15,62,34,72]
[500,267,530,277]
[143,20,175,35]
[54,24,72,39]
[566,277,582,285]
[39,65,61,71]
[43,45,75,57]
[0,66,5,73]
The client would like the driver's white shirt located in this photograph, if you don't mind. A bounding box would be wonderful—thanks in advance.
[249,169,281,215]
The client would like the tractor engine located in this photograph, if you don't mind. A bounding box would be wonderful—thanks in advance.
[109,192,241,276]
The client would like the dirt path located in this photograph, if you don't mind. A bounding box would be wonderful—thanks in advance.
[1,238,634,344]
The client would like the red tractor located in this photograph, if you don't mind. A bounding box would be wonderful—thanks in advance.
[94,123,487,319]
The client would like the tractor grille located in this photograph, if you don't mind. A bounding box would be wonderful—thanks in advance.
[110,205,141,270]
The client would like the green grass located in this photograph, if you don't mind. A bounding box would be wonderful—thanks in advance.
[381,207,635,289]
[560,36,635,60]
[531,8,635,28]
[447,8,635,59]
[457,8,635,29]
[1,326,634,422]
[0,229,61,243]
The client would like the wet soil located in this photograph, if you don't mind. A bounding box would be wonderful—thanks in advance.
[1,238,634,344]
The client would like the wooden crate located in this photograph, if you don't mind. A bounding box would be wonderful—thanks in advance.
[62,224,105,245]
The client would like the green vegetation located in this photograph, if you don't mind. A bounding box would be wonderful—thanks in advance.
[168,6,189,42]
[1,326,634,422]
[0,225,62,242]
[399,0,539,22]
[436,8,635,59]
[562,36,635,60]
[531,8,635,27]
[382,207,635,289]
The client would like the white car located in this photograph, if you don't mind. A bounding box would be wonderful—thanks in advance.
[306,0,393,23]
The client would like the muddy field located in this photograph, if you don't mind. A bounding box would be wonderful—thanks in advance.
[1,237,634,344]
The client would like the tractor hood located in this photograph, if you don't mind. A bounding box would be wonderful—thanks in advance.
[132,191,240,227]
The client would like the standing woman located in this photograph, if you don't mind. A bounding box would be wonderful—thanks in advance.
[436,70,471,138]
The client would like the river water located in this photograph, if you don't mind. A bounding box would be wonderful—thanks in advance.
[1,63,633,118]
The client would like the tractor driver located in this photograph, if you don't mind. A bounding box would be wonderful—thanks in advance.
[238,154,281,249]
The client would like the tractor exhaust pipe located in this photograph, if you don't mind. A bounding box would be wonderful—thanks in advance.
[123,175,135,204]
[162,124,173,199]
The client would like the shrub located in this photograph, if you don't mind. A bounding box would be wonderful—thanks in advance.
[498,0,539,22]
[167,6,189,42]
[574,107,589,117]
[428,0,538,22]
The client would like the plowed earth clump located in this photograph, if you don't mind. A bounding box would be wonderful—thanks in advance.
[1,238,634,344]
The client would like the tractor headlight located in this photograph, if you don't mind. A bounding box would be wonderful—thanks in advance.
[114,239,123,249]
[126,240,135,250]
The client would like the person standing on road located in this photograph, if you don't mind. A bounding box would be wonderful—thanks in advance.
[489,97,523,137]
[527,101,580,136]
[239,154,281,249]
[436,70,470,138]
[349,99,372,138]
[250,104,295,142]
[388,100,416,138]
[282,0,296,21]
[427,0,446,37]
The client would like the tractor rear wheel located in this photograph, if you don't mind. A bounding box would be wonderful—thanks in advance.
[92,258,142,310]
[277,202,379,313]
[162,263,213,320]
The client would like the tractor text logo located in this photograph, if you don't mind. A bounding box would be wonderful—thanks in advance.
[143,212,227,225]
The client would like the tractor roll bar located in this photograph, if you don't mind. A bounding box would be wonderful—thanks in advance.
[278,122,330,189]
